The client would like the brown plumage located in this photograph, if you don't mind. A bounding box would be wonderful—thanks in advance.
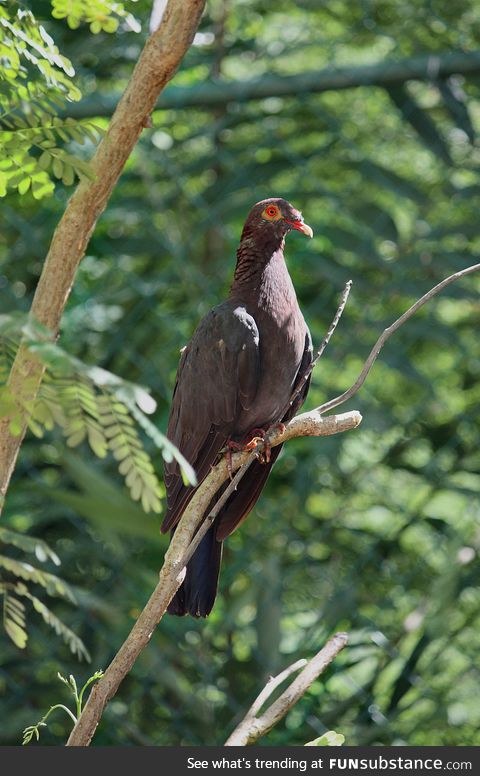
[161,198,313,617]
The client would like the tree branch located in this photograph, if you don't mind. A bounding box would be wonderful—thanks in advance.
[318,262,480,415]
[62,50,480,119]
[224,633,349,746]
[0,0,206,512]
[65,410,360,746]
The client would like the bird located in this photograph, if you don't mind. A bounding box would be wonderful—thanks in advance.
[161,198,314,617]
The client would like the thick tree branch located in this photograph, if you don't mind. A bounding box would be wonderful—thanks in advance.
[65,410,359,746]
[0,0,206,512]
[224,633,349,746]
[63,50,480,119]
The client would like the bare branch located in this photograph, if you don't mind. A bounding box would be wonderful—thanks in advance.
[246,659,308,719]
[61,50,480,120]
[0,0,207,512]
[65,409,359,746]
[318,263,480,415]
[224,633,349,746]
[289,280,352,409]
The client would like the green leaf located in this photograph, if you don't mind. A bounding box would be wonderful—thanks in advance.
[0,527,61,566]
[305,731,345,746]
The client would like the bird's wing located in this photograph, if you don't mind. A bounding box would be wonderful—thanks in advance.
[161,303,260,532]
[215,328,314,542]
[284,327,314,421]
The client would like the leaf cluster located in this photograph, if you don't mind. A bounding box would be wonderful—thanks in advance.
[0,526,89,659]
[0,314,196,513]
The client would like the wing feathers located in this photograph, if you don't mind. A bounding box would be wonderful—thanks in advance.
[161,303,260,533]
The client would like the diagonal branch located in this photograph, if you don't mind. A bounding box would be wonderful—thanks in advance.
[65,410,360,746]
[224,633,349,746]
[289,280,352,410]
[0,0,206,513]
[246,659,308,719]
[318,263,480,415]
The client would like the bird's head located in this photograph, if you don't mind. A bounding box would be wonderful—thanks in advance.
[241,198,313,245]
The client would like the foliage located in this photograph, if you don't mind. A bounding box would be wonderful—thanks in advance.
[305,731,345,746]
[0,0,127,198]
[51,0,140,34]
[22,669,103,744]
[0,314,196,512]
[0,526,89,659]
[0,0,480,749]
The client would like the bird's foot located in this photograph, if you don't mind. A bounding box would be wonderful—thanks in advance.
[225,423,286,471]
[225,431,265,478]
[256,422,286,464]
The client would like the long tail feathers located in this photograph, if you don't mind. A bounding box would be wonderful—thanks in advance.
[167,445,283,617]
[168,524,223,617]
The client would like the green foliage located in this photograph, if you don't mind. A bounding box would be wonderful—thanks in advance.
[0,0,120,197]
[22,669,103,744]
[305,731,345,746]
[51,0,140,34]
[1,0,480,749]
[0,527,89,659]
[0,314,196,512]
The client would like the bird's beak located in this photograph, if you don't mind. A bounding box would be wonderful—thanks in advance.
[286,219,314,238]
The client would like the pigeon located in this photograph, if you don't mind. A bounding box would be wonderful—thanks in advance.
[162,198,313,616]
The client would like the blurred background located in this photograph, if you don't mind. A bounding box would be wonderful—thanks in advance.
[1,0,480,746]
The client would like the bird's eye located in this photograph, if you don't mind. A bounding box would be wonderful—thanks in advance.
[262,205,281,221]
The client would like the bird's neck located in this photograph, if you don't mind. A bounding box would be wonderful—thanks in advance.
[229,236,298,314]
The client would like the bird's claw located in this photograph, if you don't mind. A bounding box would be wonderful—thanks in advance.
[256,423,285,464]
[226,422,285,470]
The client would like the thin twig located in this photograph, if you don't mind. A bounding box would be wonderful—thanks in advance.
[318,263,480,415]
[181,457,256,566]
[224,633,348,746]
[289,279,352,408]
[247,659,307,718]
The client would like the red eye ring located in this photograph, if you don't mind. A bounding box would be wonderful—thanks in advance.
[266,206,278,217]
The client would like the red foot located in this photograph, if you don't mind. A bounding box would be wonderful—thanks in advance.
[226,423,286,470]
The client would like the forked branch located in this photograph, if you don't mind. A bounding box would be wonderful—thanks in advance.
[318,263,480,414]
[224,633,349,746]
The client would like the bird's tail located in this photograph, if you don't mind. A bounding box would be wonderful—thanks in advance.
[167,524,223,617]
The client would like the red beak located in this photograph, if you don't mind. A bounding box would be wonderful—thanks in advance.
[285,219,313,238]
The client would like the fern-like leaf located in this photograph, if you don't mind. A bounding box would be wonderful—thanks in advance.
[0,526,61,565]
[16,584,90,661]
[1,584,27,649]
[0,555,76,602]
